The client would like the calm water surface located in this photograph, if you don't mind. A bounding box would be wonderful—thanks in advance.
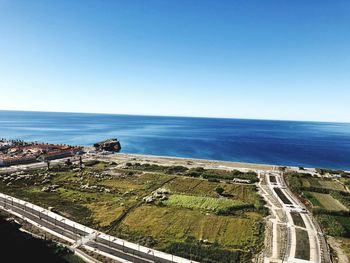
[0,110,349,170]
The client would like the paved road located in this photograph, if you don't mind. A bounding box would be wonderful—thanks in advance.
[261,171,330,263]
[0,195,189,263]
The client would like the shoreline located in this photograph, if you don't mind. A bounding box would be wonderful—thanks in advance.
[95,152,350,174]
[2,137,349,172]
[111,152,350,172]
[111,152,277,171]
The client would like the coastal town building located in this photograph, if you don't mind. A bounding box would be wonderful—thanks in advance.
[0,139,82,167]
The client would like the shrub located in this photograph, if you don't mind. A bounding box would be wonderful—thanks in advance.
[215,187,225,195]
[207,178,220,182]
[165,166,188,174]
[316,214,347,236]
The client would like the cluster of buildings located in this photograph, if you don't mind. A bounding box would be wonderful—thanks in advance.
[0,139,83,167]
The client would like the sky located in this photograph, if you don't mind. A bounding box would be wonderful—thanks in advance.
[0,0,349,122]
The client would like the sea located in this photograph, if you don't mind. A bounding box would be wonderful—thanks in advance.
[0,110,349,170]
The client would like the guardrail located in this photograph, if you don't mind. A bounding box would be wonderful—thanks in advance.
[0,192,197,263]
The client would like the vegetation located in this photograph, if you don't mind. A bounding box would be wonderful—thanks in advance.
[315,168,350,177]
[306,192,348,211]
[115,205,264,252]
[0,160,266,262]
[285,172,347,196]
[284,172,305,193]
[285,172,350,239]
[164,177,260,203]
[215,186,225,195]
[315,215,348,237]
[301,177,345,191]
[129,163,259,182]
[164,237,243,263]
[163,194,251,214]
[330,191,350,210]
[303,191,322,207]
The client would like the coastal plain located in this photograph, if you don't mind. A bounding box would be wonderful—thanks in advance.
[0,153,267,263]
[3,145,350,262]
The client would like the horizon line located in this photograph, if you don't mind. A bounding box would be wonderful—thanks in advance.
[0,108,349,125]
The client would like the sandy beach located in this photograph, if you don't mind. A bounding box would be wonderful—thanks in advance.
[94,152,278,171]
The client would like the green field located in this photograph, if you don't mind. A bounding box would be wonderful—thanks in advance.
[307,192,348,211]
[0,160,265,263]
[164,176,260,203]
[301,177,345,191]
[116,205,263,250]
[163,194,246,213]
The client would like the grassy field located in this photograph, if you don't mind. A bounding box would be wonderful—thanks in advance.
[0,160,266,262]
[163,176,260,204]
[163,194,246,213]
[303,191,322,207]
[301,177,345,191]
[115,205,263,250]
[164,177,210,195]
[307,192,348,211]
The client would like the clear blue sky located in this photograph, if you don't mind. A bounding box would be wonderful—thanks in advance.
[0,0,349,122]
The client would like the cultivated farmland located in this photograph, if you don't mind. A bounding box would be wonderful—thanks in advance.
[163,194,246,213]
[117,205,263,251]
[301,177,345,191]
[0,158,265,263]
[307,192,348,211]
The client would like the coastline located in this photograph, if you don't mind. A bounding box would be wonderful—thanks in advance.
[95,152,349,174]
[111,152,276,171]
[114,152,350,172]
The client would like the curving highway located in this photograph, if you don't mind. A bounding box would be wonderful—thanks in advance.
[259,170,331,263]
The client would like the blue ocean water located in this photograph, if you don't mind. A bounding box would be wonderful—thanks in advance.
[0,110,349,170]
